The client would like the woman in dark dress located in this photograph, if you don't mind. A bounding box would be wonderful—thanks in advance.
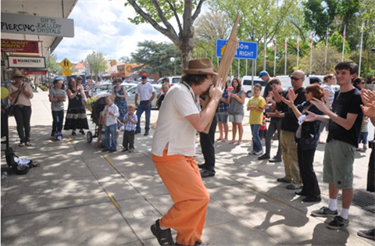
[112,79,127,125]
[64,78,89,135]
[281,84,324,202]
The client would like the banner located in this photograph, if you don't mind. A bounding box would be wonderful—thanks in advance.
[1,39,39,53]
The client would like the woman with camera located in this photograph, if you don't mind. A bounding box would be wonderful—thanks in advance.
[8,70,34,147]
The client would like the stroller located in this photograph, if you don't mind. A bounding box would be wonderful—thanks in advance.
[86,97,107,143]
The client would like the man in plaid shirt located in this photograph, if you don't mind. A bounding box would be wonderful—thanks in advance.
[120,104,138,153]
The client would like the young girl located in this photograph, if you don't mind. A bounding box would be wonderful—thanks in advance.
[49,79,66,138]
[156,82,170,109]
[102,95,119,153]
[247,83,266,155]
[227,78,246,145]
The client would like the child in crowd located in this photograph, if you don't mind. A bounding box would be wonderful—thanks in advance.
[156,82,170,109]
[259,114,267,140]
[357,116,369,152]
[119,104,138,153]
[48,79,66,138]
[102,95,119,153]
[247,83,266,155]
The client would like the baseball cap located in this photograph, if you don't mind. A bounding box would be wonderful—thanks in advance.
[259,71,269,78]
[140,72,148,78]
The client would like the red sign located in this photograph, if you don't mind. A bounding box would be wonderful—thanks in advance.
[24,71,46,75]
[1,39,39,53]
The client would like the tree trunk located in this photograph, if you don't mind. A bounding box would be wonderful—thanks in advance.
[178,34,194,72]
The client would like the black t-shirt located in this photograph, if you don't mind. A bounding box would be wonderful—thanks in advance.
[327,89,363,147]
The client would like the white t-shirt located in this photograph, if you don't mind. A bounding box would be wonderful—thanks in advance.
[152,83,200,156]
[135,82,155,101]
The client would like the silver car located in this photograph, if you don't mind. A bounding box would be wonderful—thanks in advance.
[126,84,161,109]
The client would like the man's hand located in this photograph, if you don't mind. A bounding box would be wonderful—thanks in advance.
[361,102,375,118]
[135,102,139,107]
[361,89,375,105]
[309,97,329,114]
[147,101,151,107]
[209,78,223,101]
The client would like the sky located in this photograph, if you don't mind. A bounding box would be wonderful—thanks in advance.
[54,0,208,64]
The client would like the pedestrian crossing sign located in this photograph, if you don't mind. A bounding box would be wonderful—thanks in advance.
[60,58,72,70]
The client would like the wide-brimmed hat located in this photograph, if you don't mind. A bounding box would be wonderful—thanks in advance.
[183,58,218,76]
[12,69,25,79]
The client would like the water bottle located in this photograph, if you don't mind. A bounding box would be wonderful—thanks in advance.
[2,172,8,179]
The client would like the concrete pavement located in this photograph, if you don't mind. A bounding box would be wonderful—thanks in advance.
[1,90,375,246]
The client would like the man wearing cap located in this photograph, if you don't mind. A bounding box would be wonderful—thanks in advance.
[150,58,223,246]
[135,72,155,136]
[259,71,271,98]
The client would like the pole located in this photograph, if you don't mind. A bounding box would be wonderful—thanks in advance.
[245,59,248,75]
[251,60,255,97]
[238,59,240,77]
[274,39,277,76]
[358,23,364,77]
[309,32,313,75]
[342,25,346,62]
[264,40,267,70]
[284,38,287,75]
[296,36,299,69]
[324,30,328,74]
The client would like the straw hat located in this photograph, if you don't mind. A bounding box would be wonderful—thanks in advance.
[12,69,25,79]
[183,58,218,76]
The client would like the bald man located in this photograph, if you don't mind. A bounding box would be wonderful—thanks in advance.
[270,70,306,190]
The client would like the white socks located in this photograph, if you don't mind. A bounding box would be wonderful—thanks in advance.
[328,198,337,211]
[340,208,349,219]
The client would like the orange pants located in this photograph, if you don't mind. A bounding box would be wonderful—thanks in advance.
[152,150,210,246]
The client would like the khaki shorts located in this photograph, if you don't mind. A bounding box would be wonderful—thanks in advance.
[323,139,355,189]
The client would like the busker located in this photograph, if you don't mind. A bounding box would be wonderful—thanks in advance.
[308,61,363,229]
[150,58,223,246]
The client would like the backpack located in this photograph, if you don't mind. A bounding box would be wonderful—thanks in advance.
[5,147,34,175]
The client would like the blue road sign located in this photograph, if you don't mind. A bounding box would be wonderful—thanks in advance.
[216,39,258,60]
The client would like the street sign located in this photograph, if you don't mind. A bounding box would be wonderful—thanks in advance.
[60,58,72,70]
[216,39,258,60]
[62,69,72,76]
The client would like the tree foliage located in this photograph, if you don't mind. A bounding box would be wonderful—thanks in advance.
[131,40,182,77]
[84,51,107,81]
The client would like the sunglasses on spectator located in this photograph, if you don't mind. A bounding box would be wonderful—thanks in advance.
[142,77,147,79]
[290,77,303,81]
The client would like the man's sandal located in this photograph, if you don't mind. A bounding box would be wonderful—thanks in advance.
[150,219,174,245]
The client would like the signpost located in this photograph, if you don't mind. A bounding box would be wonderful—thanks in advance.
[60,58,72,77]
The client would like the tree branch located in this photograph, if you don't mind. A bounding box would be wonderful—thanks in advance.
[165,0,183,34]
[192,0,205,22]
[150,0,178,37]
[127,0,178,42]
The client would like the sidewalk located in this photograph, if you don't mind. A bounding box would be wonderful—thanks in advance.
[1,90,375,246]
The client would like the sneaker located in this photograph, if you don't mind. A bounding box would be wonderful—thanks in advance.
[286,184,301,190]
[258,153,270,160]
[357,228,375,240]
[129,148,134,153]
[327,216,349,230]
[144,132,149,136]
[150,219,174,246]
[277,177,290,183]
[122,148,129,152]
[248,150,256,155]
[254,150,263,155]
[311,206,338,217]
[102,149,110,152]
[269,157,282,162]
[109,149,116,153]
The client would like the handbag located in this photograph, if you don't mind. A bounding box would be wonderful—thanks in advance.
[6,86,22,117]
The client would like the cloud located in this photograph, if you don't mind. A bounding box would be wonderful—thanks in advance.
[54,0,207,63]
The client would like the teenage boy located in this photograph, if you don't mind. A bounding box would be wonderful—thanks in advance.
[307,61,363,229]
[150,58,222,246]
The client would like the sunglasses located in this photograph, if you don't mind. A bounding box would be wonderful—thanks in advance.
[290,77,303,81]
[142,77,147,79]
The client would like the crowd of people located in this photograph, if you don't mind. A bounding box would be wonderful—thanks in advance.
[5,58,374,245]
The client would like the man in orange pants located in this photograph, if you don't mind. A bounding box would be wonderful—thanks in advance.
[150,58,223,246]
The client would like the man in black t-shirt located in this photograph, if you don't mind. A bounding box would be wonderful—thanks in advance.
[307,61,363,230]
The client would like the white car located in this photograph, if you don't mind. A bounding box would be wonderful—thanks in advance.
[156,76,181,85]
[126,84,161,109]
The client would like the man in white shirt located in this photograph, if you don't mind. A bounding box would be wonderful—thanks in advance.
[150,58,223,246]
[135,72,155,136]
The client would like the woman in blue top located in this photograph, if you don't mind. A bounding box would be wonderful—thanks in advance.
[112,79,128,126]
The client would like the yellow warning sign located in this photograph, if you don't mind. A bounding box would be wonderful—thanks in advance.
[60,58,72,70]
[62,69,72,76]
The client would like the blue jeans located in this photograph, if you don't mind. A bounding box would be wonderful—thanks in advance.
[359,132,368,144]
[136,101,151,133]
[105,123,117,150]
[250,124,262,152]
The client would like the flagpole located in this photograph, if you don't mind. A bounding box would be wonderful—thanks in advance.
[324,30,328,74]
[310,32,313,75]
[264,40,267,70]
[358,23,364,77]
[274,39,277,76]
[284,38,288,75]
[246,59,248,75]
[238,59,240,77]
[342,25,346,62]
[296,36,299,69]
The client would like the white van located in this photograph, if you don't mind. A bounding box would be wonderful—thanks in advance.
[241,76,267,98]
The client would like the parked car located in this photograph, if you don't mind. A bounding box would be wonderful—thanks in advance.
[156,76,181,86]
[89,83,113,97]
[126,84,161,109]
[121,82,138,91]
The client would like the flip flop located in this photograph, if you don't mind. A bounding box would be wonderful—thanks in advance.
[25,142,32,146]
[18,143,25,147]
